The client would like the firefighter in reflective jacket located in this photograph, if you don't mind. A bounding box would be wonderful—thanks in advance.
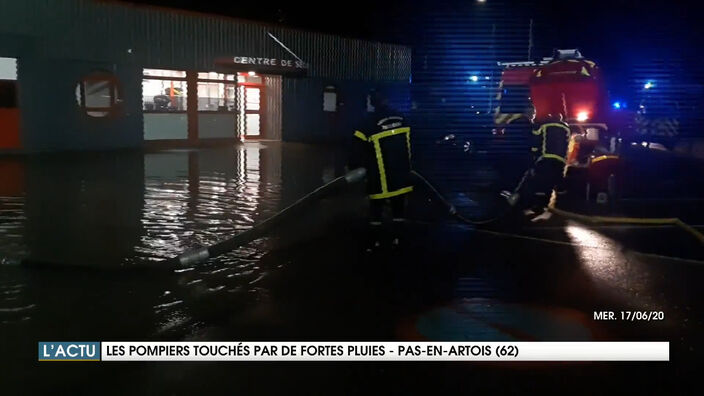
[349,89,413,248]
[504,115,570,217]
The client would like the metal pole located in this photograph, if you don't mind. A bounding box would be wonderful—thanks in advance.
[528,18,534,61]
[488,23,497,114]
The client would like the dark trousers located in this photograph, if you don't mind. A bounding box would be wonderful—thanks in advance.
[368,195,407,245]
[369,195,407,223]
[514,158,566,209]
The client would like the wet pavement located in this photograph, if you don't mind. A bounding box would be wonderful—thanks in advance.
[1,142,703,392]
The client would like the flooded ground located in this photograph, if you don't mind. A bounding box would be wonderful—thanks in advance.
[1,141,703,392]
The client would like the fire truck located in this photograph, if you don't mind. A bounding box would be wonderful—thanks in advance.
[494,49,621,205]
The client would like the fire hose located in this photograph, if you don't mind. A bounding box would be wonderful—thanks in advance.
[547,205,704,244]
[3,165,701,271]
[168,168,514,268]
[167,167,511,269]
[1,168,367,270]
[412,169,704,244]
[161,167,368,268]
[410,170,508,225]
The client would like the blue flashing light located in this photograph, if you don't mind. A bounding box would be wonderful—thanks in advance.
[470,75,479,82]
[612,101,621,109]
[644,81,655,90]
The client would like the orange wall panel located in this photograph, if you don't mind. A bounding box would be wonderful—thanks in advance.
[0,108,21,149]
[0,159,24,196]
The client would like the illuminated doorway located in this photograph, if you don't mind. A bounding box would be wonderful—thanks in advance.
[237,72,264,139]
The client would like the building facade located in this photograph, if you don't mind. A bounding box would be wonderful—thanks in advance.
[0,0,411,152]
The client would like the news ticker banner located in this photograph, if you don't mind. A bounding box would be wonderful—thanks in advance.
[38,342,669,362]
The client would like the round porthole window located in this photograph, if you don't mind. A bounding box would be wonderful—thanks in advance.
[75,71,123,117]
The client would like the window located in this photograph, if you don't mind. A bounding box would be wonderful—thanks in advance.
[142,69,187,112]
[244,86,260,111]
[0,57,17,80]
[197,82,236,111]
[245,113,260,136]
[144,69,186,78]
[323,85,337,112]
[197,72,236,112]
[237,73,262,85]
[75,71,122,117]
[197,72,235,81]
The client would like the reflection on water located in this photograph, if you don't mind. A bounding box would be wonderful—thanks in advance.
[565,221,662,311]
[0,197,25,260]
[0,160,26,264]
[0,143,340,341]
[137,144,281,263]
[566,224,638,289]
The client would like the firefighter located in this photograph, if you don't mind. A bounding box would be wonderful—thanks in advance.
[349,88,413,249]
[503,113,570,219]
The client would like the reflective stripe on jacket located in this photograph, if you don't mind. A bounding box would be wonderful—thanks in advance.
[352,109,413,199]
[532,122,570,163]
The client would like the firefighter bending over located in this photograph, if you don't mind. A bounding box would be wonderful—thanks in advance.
[349,88,413,250]
[503,114,570,219]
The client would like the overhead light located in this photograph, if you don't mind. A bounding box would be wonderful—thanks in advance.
[248,71,257,76]
[576,111,589,122]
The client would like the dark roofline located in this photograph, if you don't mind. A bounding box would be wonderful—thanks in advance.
[94,0,407,47]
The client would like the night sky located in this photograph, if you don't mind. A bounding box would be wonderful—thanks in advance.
[120,0,699,44]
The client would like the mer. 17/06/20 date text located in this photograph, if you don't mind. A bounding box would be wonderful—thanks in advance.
[593,311,665,322]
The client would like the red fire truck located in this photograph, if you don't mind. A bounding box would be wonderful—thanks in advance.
[494,49,620,203]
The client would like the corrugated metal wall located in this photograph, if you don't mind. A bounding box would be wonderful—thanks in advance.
[264,75,282,140]
[281,78,326,142]
[281,78,410,144]
[0,0,411,81]
[17,59,144,151]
